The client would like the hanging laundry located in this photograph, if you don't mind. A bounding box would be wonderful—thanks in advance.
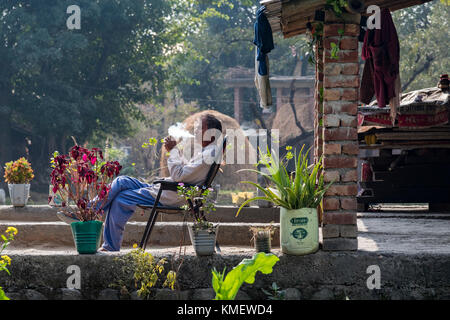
[360,8,401,124]
[254,6,274,109]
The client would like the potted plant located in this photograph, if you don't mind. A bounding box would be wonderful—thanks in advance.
[177,184,218,256]
[236,145,332,255]
[3,157,34,207]
[49,145,122,254]
[249,224,274,254]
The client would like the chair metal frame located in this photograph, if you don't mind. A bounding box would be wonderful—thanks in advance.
[138,137,227,250]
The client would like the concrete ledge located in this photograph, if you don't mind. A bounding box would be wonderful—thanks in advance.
[0,205,280,223]
[1,248,450,300]
[0,221,281,247]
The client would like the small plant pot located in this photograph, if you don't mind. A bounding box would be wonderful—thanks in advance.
[188,225,218,256]
[8,184,30,207]
[70,220,103,254]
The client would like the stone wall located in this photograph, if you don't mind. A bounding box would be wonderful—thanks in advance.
[2,251,450,300]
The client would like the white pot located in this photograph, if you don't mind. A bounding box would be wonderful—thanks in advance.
[188,224,218,256]
[280,207,319,255]
[8,184,30,207]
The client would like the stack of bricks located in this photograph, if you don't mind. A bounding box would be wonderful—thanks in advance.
[321,12,360,251]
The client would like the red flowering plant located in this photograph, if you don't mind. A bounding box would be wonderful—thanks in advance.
[49,145,122,221]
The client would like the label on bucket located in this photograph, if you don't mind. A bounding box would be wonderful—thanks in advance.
[291,228,308,240]
[290,217,308,226]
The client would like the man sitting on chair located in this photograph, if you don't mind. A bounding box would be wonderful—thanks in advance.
[58,114,223,252]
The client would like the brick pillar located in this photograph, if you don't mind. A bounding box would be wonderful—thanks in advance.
[234,87,242,124]
[321,12,360,251]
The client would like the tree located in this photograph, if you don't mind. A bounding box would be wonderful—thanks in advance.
[393,0,450,92]
[0,0,180,186]
[175,0,311,122]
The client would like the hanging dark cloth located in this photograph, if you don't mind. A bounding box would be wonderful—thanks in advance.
[360,8,400,111]
[253,6,274,108]
[253,6,274,76]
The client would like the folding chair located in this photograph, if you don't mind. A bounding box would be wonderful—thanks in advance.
[138,137,227,250]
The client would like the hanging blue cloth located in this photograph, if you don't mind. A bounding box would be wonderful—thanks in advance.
[253,6,274,76]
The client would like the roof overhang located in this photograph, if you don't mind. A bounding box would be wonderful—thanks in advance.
[262,0,433,38]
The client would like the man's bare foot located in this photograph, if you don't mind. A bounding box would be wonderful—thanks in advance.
[98,247,110,252]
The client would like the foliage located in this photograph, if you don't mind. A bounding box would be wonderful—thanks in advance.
[261,282,286,300]
[175,0,311,120]
[49,145,122,221]
[325,0,348,16]
[3,158,34,184]
[212,252,280,300]
[114,246,176,300]
[177,184,217,232]
[0,0,189,183]
[392,1,450,92]
[236,145,332,216]
[0,226,18,300]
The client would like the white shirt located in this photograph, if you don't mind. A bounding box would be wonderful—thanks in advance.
[146,143,219,207]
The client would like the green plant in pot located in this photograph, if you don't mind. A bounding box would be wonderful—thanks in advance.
[177,184,218,256]
[3,157,34,207]
[236,146,332,255]
[49,145,122,254]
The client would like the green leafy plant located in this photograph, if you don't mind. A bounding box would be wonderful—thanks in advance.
[326,0,347,16]
[113,246,176,299]
[177,184,217,232]
[211,252,280,300]
[3,158,34,184]
[236,145,333,216]
[0,226,18,300]
[262,282,286,300]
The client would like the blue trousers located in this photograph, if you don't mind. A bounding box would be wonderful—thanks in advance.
[99,176,159,251]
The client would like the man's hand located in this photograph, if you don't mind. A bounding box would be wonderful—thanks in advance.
[164,136,177,151]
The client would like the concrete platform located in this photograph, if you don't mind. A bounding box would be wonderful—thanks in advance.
[0,205,280,223]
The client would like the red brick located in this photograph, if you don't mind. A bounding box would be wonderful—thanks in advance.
[324,127,358,141]
[342,89,358,101]
[345,24,360,36]
[323,197,340,211]
[324,170,340,183]
[340,38,358,50]
[325,50,358,63]
[324,63,342,75]
[325,183,358,196]
[323,24,345,37]
[323,143,341,155]
[340,197,357,210]
[324,103,358,115]
[342,169,358,182]
[324,75,359,88]
[323,114,340,127]
[323,211,357,224]
[323,38,341,50]
[323,156,357,169]
[342,143,359,155]
[340,115,357,127]
[342,63,359,75]
[340,103,358,115]
[324,89,341,101]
